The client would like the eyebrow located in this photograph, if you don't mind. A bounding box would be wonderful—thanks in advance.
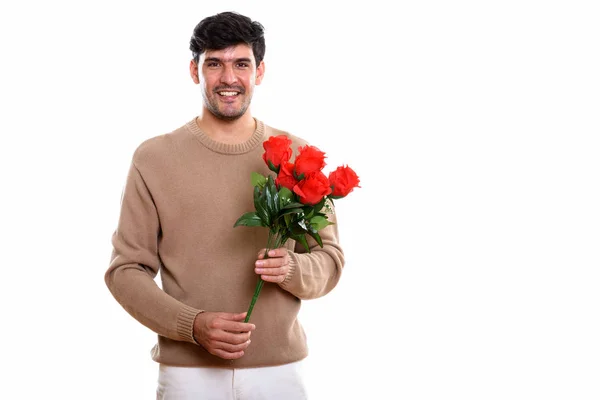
[204,57,253,64]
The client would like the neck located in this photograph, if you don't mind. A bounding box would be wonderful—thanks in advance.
[196,110,256,144]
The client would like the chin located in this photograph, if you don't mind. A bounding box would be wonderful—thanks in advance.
[214,110,245,121]
[218,106,250,121]
[216,114,243,122]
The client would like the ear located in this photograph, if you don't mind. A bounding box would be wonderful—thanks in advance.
[190,60,200,84]
[255,61,265,85]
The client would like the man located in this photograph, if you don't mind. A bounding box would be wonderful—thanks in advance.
[105,11,345,399]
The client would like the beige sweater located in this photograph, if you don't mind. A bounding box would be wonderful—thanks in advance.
[105,118,345,368]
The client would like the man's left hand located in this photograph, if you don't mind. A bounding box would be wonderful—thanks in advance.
[255,247,290,284]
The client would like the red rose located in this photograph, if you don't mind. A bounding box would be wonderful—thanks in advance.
[293,171,332,205]
[294,145,326,177]
[263,135,292,170]
[329,165,361,198]
[275,162,299,191]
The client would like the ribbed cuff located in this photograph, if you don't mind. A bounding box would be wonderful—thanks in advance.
[279,251,297,289]
[176,305,204,344]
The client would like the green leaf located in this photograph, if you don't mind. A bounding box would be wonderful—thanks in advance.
[267,160,280,174]
[254,186,271,226]
[299,235,311,252]
[234,212,266,227]
[312,197,327,214]
[309,215,332,231]
[307,230,324,248]
[278,208,304,217]
[304,206,314,219]
[284,213,292,228]
[291,233,311,253]
[282,202,305,210]
[271,181,280,215]
[273,208,303,229]
[289,220,308,235]
[278,187,293,208]
[264,177,276,217]
[251,172,267,188]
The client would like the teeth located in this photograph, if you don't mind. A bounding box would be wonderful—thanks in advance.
[218,91,238,96]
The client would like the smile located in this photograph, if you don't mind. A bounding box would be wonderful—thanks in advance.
[217,91,240,97]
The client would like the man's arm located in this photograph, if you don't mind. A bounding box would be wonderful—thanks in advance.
[255,208,345,300]
[105,160,202,344]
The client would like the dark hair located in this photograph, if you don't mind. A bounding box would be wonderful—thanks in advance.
[189,11,266,65]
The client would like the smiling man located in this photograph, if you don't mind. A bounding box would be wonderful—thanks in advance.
[105,11,345,400]
[194,44,262,122]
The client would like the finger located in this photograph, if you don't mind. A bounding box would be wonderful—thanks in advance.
[214,329,252,344]
[214,339,251,353]
[257,247,288,259]
[256,265,286,276]
[211,348,246,360]
[267,248,288,258]
[261,273,286,283]
[213,318,256,333]
[255,257,287,269]
[203,330,251,350]
[219,312,248,322]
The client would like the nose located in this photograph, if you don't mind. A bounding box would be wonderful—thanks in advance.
[220,64,238,85]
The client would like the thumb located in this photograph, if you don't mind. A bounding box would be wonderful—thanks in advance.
[221,312,248,321]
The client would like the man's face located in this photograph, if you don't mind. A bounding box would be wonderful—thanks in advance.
[191,44,265,121]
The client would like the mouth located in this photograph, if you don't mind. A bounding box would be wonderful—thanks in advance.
[217,91,240,97]
[215,87,244,98]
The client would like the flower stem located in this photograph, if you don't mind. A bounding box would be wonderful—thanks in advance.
[245,278,264,323]
[244,231,282,323]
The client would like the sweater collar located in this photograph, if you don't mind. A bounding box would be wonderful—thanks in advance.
[185,117,265,155]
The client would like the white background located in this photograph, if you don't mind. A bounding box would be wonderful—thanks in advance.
[1,1,599,399]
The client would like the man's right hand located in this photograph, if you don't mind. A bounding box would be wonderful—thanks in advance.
[192,311,255,360]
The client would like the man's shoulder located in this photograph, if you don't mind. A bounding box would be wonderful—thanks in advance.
[263,123,309,148]
[132,120,194,164]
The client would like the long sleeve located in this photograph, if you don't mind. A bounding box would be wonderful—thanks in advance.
[279,207,345,299]
[104,161,202,344]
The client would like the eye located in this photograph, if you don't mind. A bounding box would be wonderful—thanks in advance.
[236,62,250,69]
[206,62,221,68]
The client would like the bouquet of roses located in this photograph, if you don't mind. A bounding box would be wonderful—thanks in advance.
[234,135,360,322]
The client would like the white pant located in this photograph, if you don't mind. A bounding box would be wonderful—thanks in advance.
[156,361,308,400]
